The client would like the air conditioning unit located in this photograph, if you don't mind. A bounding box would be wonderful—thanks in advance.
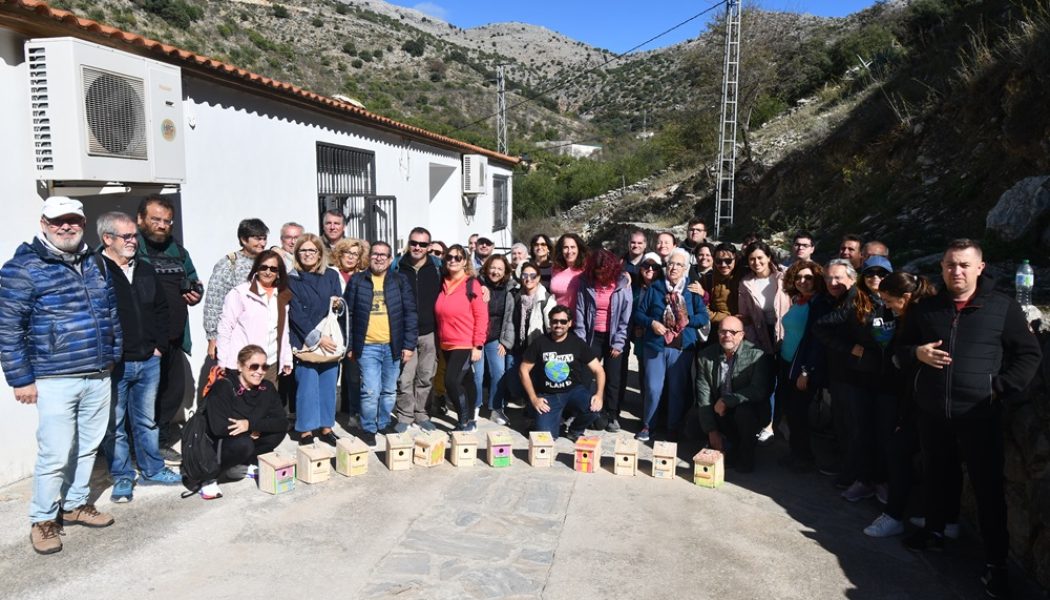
[462,154,488,195]
[26,37,186,184]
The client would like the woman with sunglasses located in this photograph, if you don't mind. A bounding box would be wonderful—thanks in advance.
[434,244,488,431]
[633,248,709,442]
[776,259,832,472]
[550,233,588,313]
[288,234,343,446]
[529,234,554,288]
[494,262,557,419]
[629,252,664,397]
[574,249,633,433]
[863,271,946,538]
[738,241,791,442]
[814,255,898,503]
[216,250,293,385]
[474,254,516,424]
[199,344,289,500]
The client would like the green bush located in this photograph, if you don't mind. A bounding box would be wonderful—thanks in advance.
[372,49,383,60]
[351,59,364,68]
[311,16,324,28]
[272,4,289,18]
[137,0,204,29]
[335,3,348,15]
[830,23,900,77]
[358,50,373,62]
[342,42,356,55]
[750,94,788,128]
[402,38,426,57]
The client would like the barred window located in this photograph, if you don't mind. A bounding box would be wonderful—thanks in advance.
[493,175,509,231]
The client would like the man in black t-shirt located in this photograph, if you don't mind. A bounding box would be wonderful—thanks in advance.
[519,305,605,440]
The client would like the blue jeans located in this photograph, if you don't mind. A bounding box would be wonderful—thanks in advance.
[31,374,111,523]
[358,344,401,433]
[642,346,694,432]
[473,340,511,409]
[534,385,599,439]
[491,354,519,410]
[103,356,163,479]
[294,361,339,432]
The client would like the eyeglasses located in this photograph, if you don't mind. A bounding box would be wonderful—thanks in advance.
[532,242,548,247]
[371,253,390,259]
[45,216,85,229]
[297,248,318,255]
[793,242,812,248]
[408,240,429,248]
[147,216,173,226]
[520,272,539,280]
[280,234,300,241]
[478,241,493,247]
[257,265,281,274]
[549,318,570,325]
[447,254,465,263]
[719,329,743,336]
[715,258,735,265]
[245,362,268,372]
[864,270,889,279]
[346,251,360,258]
[641,263,660,271]
[795,274,814,282]
[429,249,444,256]
[106,232,137,242]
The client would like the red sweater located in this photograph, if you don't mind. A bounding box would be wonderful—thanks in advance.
[434,276,488,349]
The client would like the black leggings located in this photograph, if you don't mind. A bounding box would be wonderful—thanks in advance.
[589,332,623,417]
[217,431,285,470]
[443,349,477,426]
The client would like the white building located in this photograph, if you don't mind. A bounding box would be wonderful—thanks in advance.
[0,1,517,486]
[534,140,603,159]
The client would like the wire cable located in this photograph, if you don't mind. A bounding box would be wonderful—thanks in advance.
[451,0,729,134]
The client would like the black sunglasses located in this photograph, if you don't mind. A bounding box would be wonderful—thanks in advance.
[245,362,268,372]
[257,265,281,274]
[715,258,735,265]
[549,318,570,325]
[408,240,429,248]
[447,254,465,263]
[429,249,443,256]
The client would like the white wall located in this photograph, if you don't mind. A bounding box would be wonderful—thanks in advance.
[0,40,514,486]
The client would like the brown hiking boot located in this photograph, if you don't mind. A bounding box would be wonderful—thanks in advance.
[60,504,114,528]
[30,520,64,555]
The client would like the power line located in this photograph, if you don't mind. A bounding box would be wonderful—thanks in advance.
[451,0,729,135]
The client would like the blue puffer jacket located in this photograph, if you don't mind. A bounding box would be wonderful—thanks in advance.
[288,268,343,350]
[634,277,710,354]
[343,270,418,360]
[0,238,122,387]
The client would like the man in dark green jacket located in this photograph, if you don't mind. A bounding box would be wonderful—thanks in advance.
[696,316,773,472]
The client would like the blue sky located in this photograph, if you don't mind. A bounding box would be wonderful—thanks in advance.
[389,1,880,53]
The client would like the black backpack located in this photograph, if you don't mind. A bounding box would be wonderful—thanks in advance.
[179,383,224,497]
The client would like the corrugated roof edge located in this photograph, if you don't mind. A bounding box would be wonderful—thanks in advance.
[0,0,519,166]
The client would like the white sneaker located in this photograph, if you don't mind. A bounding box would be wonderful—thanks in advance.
[199,481,222,500]
[246,464,259,480]
[756,427,774,444]
[909,517,960,539]
[864,513,904,537]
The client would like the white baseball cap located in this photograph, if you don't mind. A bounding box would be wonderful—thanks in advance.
[41,196,85,219]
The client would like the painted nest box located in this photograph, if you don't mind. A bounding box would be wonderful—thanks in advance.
[385,433,414,471]
[573,436,602,473]
[528,431,555,468]
[296,444,331,484]
[335,436,370,477]
[487,430,513,468]
[651,441,678,480]
[450,431,478,467]
[614,437,638,477]
[257,452,296,494]
[413,432,448,467]
[693,448,725,488]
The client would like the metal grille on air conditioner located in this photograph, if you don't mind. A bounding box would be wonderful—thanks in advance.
[82,66,147,159]
[28,46,53,171]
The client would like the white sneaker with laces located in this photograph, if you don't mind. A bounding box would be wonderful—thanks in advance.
[864,513,904,537]
[756,428,774,444]
[199,481,222,500]
[246,465,258,480]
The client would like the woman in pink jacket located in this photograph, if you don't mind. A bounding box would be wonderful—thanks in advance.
[434,244,488,432]
[216,250,293,384]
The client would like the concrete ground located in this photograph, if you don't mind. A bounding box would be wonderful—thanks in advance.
[0,374,1045,599]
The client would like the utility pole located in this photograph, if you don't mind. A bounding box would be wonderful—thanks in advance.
[496,64,508,155]
[715,0,742,239]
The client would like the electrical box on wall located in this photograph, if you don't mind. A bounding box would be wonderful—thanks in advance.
[26,37,186,184]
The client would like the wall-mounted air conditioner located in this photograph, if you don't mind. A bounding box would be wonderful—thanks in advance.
[462,154,487,195]
[26,37,186,184]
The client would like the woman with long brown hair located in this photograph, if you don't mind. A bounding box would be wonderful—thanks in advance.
[550,233,588,313]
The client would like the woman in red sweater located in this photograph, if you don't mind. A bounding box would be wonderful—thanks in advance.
[434,244,488,431]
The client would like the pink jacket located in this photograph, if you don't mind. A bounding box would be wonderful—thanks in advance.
[216,282,293,370]
[738,270,791,354]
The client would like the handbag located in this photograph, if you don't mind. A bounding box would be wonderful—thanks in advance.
[292,297,346,363]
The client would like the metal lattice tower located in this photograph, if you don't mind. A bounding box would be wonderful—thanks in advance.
[496,65,508,155]
[715,0,742,239]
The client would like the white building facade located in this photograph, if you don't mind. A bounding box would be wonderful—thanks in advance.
[0,2,516,486]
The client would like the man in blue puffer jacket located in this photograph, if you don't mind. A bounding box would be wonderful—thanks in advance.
[0,197,122,556]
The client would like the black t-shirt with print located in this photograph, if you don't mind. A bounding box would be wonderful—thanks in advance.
[522,334,596,395]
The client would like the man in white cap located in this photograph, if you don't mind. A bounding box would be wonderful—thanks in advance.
[0,197,122,555]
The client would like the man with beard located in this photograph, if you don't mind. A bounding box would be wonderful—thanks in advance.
[0,197,123,554]
[135,196,202,462]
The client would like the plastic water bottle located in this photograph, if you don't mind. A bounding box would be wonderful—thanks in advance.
[1015,259,1034,306]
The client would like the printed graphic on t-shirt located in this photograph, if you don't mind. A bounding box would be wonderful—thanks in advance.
[542,352,574,389]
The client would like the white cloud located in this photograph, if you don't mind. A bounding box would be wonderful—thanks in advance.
[413,2,448,21]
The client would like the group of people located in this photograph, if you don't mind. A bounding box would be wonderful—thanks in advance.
[1,200,1042,599]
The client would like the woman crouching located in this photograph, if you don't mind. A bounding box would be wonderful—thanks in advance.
[199,344,289,499]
